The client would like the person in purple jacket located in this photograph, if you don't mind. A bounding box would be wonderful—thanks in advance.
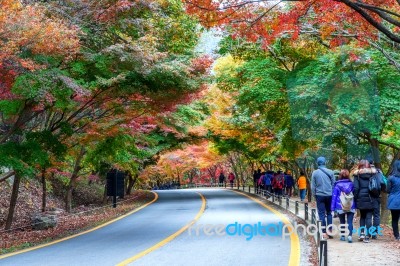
[331,169,356,243]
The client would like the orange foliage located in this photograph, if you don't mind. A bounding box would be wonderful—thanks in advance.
[146,141,224,182]
[0,0,80,67]
[185,0,400,45]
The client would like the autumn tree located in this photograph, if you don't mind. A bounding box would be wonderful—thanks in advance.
[0,0,212,229]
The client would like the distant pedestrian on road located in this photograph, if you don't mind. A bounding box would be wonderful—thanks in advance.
[228,172,235,188]
[387,160,400,241]
[285,170,294,197]
[331,169,355,243]
[219,172,225,187]
[353,160,380,243]
[253,169,261,193]
[258,172,265,189]
[272,170,285,196]
[297,171,307,202]
[311,156,335,239]
[264,171,273,195]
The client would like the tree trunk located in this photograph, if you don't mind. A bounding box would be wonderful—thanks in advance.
[368,136,382,168]
[380,193,389,225]
[126,175,137,195]
[5,172,21,230]
[65,147,85,212]
[306,176,312,202]
[41,168,47,212]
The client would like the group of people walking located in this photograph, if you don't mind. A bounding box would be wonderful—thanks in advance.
[312,156,400,243]
[254,169,308,201]
[216,156,400,243]
[218,172,236,188]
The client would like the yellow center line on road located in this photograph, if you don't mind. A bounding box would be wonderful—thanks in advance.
[116,192,207,266]
[232,190,301,266]
[0,191,159,260]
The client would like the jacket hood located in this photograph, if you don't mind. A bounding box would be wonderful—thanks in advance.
[353,168,377,179]
[392,160,400,177]
[335,179,353,194]
[317,157,326,166]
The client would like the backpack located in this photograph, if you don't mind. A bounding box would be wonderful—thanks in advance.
[377,170,387,192]
[339,191,354,211]
[258,176,264,186]
[264,174,272,186]
[275,175,284,189]
[369,173,381,197]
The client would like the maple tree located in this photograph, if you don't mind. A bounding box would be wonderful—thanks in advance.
[185,0,400,44]
[202,31,400,216]
[0,0,212,229]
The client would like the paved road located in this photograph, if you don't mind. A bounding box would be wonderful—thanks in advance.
[0,189,299,266]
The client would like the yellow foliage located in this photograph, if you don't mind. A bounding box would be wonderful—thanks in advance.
[213,54,243,78]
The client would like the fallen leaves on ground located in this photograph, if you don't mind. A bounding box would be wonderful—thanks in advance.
[0,191,154,254]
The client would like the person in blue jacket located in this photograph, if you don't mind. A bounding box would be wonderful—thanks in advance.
[284,170,294,197]
[264,171,273,194]
[331,169,356,243]
[387,160,400,241]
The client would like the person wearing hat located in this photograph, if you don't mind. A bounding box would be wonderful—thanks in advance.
[311,156,335,239]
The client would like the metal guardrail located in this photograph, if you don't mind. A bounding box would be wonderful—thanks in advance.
[182,183,328,266]
[248,186,328,266]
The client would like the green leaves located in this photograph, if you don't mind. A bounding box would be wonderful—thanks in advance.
[0,131,66,176]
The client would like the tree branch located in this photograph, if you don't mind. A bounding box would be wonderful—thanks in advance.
[0,171,15,183]
[339,0,400,43]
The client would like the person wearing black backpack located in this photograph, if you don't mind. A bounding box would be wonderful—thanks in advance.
[367,157,387,239]
[387,160,400,241]
[353,160,380,243]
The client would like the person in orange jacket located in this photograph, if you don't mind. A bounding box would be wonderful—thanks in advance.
[297,171,307,201]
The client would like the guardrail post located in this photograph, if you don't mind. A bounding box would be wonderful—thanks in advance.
[312,209,317,225]
[286,197,289,210]
[272,194,275,202]
[317,220,322,246]
[304,202,309,221]
[279,196,282,206]
[295,201,299,215]
[319,239,328,266]
[225,182,226,188]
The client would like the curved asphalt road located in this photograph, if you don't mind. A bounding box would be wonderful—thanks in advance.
[0,189,299,266]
